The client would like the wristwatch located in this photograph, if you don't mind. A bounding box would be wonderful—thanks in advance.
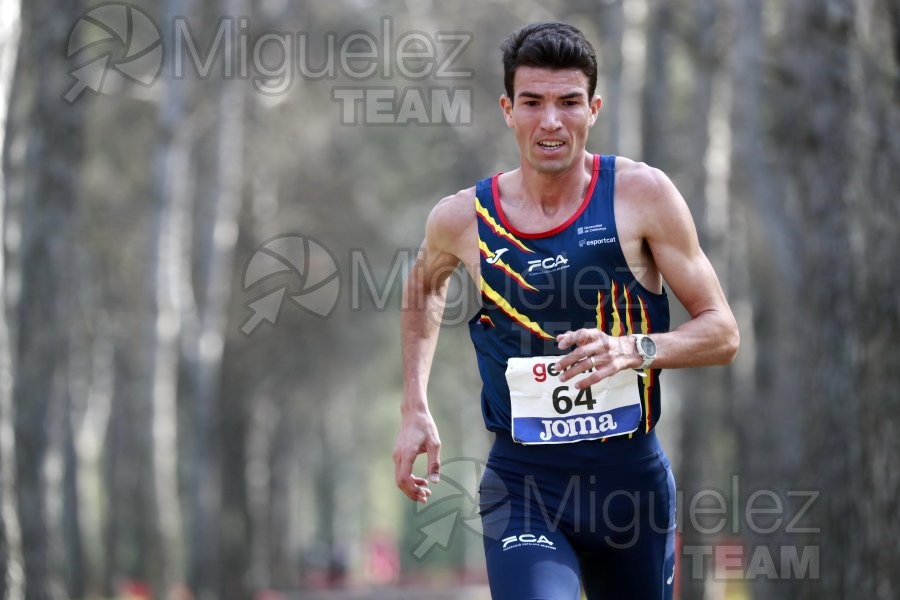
[632,334,657,370]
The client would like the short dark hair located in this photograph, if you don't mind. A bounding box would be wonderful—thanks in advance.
[500,22,598,101]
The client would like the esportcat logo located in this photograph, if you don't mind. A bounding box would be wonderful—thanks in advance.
[526,253,569,275]
[586,236,617,246]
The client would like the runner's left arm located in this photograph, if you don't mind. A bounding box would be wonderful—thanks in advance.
[556,166,739,388]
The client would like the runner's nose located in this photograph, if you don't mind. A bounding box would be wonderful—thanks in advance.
[539,105,562,131]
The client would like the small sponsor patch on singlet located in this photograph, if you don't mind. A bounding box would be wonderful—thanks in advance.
[506,356,642,444]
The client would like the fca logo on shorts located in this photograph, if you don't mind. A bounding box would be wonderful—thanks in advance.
[501,533,555,551]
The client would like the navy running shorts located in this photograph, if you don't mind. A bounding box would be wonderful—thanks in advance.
[478,430,676,599]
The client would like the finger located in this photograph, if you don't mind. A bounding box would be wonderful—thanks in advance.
[557,347,587,372]
[394,450,418,496]
[427,439,441,483]
[557,328,595,350]
[572,363,618,390]
[556,334,588,370]
[558,330,600,365]
[412,475,433,502]
[557,339,600,374]
[556,331,575,349]
[559,354,595,382]
[407,474,431,500]
[574,328,598,346]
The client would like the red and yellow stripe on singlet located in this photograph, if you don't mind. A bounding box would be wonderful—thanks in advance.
[596,290,607,333]
[599,282,652,439]
[637,295,655,432]
[478,314,495,327]
[475,197,533,254]
[609,281,625,337]
[481,279,553,340]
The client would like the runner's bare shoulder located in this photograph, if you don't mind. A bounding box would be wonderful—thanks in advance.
[425,186,477,258]
[614,156,700,256]
[613,156,668,203]
[614,157,692,226]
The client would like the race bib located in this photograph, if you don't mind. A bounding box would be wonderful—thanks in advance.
[506,356,642,444]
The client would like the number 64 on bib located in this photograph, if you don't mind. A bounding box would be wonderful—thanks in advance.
[506,356,643,444]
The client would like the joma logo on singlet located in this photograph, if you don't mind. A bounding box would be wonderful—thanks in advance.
[526,254,569,274]
[539,414,618,441]
[485,248,509,264]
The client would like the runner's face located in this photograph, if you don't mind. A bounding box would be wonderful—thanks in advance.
[501,67,601,174]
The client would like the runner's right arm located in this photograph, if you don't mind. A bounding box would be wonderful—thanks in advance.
[393,193,470,502]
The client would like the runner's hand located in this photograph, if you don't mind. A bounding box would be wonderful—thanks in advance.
[392,409,441,503]
[555,328,640,389]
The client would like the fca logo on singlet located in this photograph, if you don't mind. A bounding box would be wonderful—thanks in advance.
[526,254,569,274]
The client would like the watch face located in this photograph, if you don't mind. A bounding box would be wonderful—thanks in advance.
[640,336,657,357]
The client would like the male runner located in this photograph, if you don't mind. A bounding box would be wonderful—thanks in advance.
[393,22,739,599]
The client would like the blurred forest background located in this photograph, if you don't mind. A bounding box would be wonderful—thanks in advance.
[0,0,898,599]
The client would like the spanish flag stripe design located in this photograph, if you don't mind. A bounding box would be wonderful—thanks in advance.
[475,197,533,253]
[622,284,635,335]
[610,281,624,337]
[638,295,653,432]
[596,291,607,333]
[481,278,553,340]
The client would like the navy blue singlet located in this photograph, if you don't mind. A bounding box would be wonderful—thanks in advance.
[467,155,676,599]
[468,153,670,439]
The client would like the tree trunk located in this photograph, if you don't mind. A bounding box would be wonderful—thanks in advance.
[73,328,114,598]
[102,348,138,597]
[640,0,672,168]
[145,0,199,594]
[671,2,733,598]
[774,1,863,597]
[620,0,648,159]
[58,387,85,598]
[727,1,804,598]
[851,0,900,596]
[0,0,21,596]
[596,0,624,154]
[12,0,87,596]
[184,1,247,595]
